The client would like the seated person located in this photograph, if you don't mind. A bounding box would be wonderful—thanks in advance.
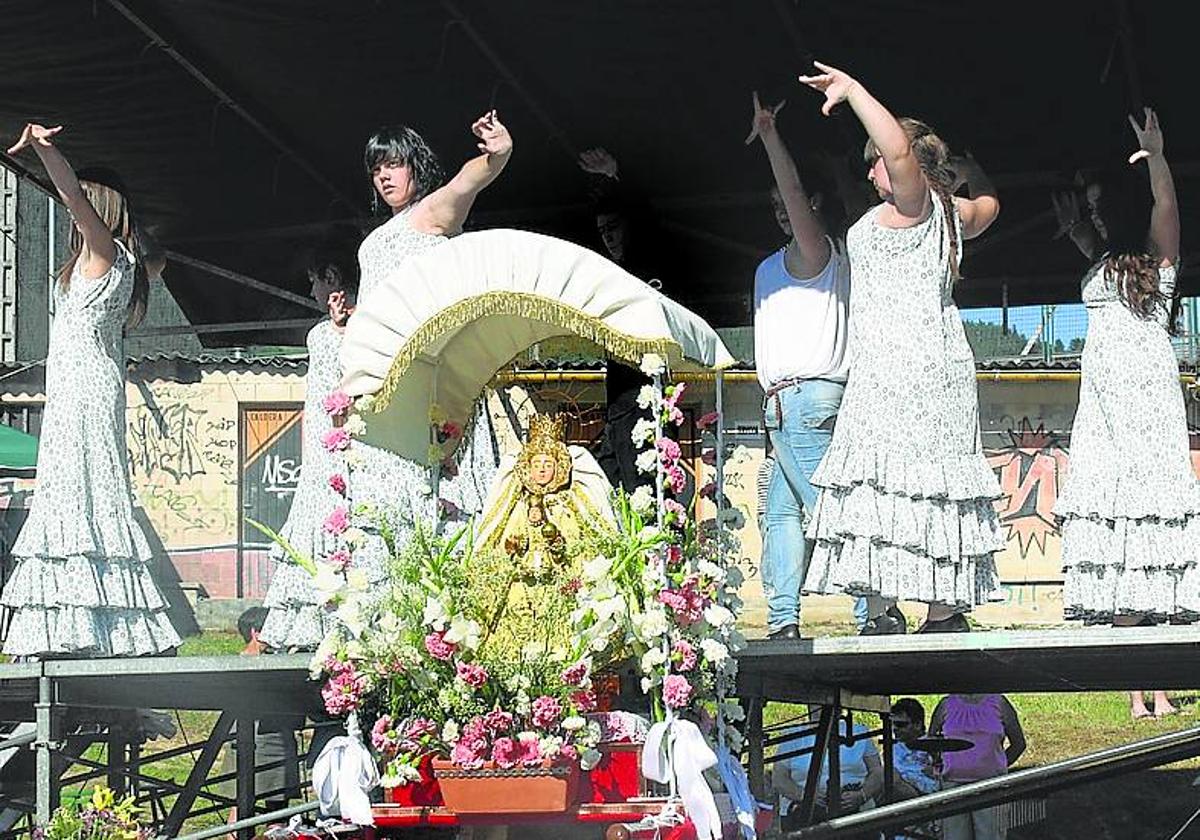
[771,705,883,833]
[473,413,617,660]
[890,697,941,840]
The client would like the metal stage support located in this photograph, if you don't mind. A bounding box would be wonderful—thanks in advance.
[0,654,319,839]
[737,625,1200,838]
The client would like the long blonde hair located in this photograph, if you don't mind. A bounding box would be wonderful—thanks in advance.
[58,176,149,329]
[864,118,960,280]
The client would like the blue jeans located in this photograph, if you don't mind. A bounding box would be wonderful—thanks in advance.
[761,379,845,632]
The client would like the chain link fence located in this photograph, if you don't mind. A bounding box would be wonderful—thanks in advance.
[962,298,1200,365]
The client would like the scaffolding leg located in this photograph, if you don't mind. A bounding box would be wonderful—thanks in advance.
[235,715,256,840]
[34,675,57,825]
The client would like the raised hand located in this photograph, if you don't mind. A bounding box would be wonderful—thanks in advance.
[744,91,785,145]
[1127,107,1163,164]
[1050,188,1084,238]
[798,61,858,116]
[328,289,354,327]
[7,123,62,155]
[578,147,619,179]
[471,110,512,157]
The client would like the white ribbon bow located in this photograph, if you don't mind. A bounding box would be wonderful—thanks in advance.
[312,713,380,826]
[642,718,722,840]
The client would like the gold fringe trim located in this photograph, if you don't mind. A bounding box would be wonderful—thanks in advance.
[370,292,677,414]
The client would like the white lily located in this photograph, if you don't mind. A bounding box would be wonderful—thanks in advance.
[423,596,450,631]
[639,353,666,377]
[445,615,482,650]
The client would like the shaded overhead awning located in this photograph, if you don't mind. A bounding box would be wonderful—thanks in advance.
[0,424,38,473]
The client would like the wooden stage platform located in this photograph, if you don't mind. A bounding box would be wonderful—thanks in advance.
[3,627,1200,837]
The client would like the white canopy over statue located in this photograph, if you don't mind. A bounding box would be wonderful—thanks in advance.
[339,228,735,464]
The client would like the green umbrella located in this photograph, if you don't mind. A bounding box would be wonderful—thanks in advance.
[0,424,39,471]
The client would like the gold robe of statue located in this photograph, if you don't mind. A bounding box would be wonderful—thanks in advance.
[472,414,617,662]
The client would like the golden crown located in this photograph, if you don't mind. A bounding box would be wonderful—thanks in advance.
[527,413,567,448]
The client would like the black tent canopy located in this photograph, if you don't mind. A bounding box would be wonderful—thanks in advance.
[0,0,1192,346]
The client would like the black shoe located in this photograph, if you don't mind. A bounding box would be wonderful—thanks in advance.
[916,613,971,633]
[886,605,909,633]
[768,624,801,641]
[860,614,906,635]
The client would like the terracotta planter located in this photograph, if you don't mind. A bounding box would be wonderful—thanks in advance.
[383,753,443,807]
[431,758,582,815]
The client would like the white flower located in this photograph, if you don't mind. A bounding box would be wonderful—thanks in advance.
[562,716,586,732]
[640,676,654,694]
[343,414,367,437]
[417,480,433,498]
[342,527,366,549]
[309,635,340,678]
[636,384,657,410]
[335,595,368,639]
[355,394,376,413]
[636,607,670,639]
[637,526,660,542]
[696,560,726,583]
[313,563,345,606]
[583,554,614,582]
[594,594,627,623]
[639,353,666,377]
[640,647,667,673]
[589,635,609,653]
[629,485,655,515]
[700,638,729,665]
[441,720,460,743]
[635,448,659,475]
[515,690,532,715]
[631,417,657,447]
[518,731,539,745]
[345,568,370,592]
[423,597,449,631]
[703,603,735,628]
[343,449,365,469]
[505,672,532,692]
[445,615,482,650]
[540,736,564,759]
[580,748,603,771]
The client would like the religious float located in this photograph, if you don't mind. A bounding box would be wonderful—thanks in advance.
[277,229,770,839]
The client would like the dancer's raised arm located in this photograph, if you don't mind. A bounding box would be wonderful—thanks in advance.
[799,62,928,222]
[415,109,513,235]
[1129,107,1179,266]
[747,92,831,276]
[8,123,116,276]
[947,153,1000,240]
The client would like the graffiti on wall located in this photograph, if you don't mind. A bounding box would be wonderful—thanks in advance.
[985,419,1070,558]
[128,402,210,482]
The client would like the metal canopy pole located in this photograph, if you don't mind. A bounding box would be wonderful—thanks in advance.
[33,674,56,825]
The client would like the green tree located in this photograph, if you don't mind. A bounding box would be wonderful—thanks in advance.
[963,320,1031,359]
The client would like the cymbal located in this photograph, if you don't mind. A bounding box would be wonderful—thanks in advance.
[907,736,974,753]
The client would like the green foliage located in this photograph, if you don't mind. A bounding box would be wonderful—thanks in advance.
[962,320,1031,359]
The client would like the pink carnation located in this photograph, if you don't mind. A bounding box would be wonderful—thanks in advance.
[696,410,720,431]
[531,696,563,730]
[663,498,687,526]
[322,506,349,535]
[656,436,682,465]
[451,737,487,769]
[663,674,693,709]
[322,390,353,417]
[570,689,598,713]
[406,717,438,741]
[483,709,514,734]
[423,631,456,661]
[517,735,543,767]
[326,548,351,572]
[562,661,590,687]
[667,404,685,427]
[321,667,367,716]
[491,737,519,769]
[664,382,687,407]
[438,421,463,442]
[560,743,579,763]
[456,661,489,689]
[371,714,401,755]
[321,427,351,452]
[328,473,347,495]
[665,464,686,496]
[672,639,698,672]
[665,544,684,569]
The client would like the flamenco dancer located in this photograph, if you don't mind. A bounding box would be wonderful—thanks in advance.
[1053,108,1199,719]
[0,124,180,657]
[795,63,1005,632]
[259,240,359,650]
[350,111,512,550]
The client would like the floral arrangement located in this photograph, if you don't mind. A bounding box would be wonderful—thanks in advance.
[35,785,150,840]
[284,352,746,796]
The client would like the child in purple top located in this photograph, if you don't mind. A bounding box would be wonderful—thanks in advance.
[930,694,1026,839]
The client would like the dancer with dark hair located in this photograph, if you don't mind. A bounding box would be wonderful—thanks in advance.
[351,112,511,547]
[0,123,179,657]
[1053,109,1199,719]
[795,63,1005,632]
[259,236,361,650]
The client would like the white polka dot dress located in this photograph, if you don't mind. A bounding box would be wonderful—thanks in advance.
[1,243,181,657]
[1056,262,1200,621]
[803,194,1004,609]
[259,319,348,649]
